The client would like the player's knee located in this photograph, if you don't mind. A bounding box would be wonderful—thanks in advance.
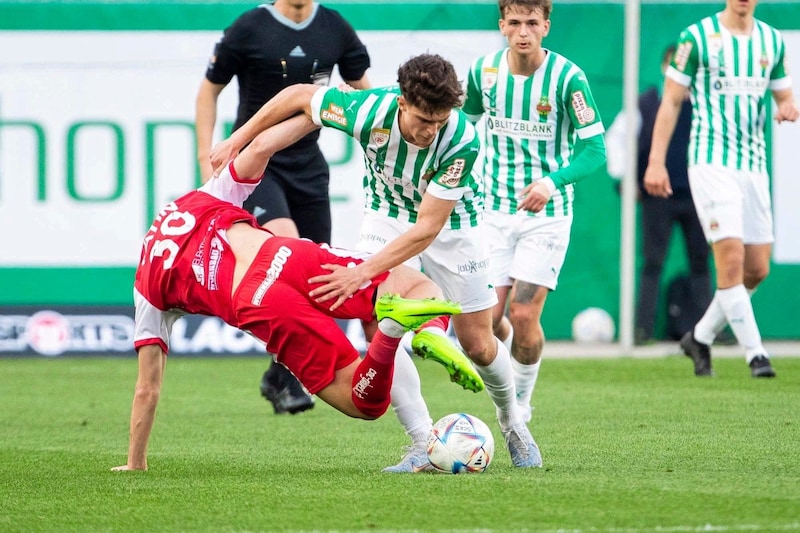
[744,264,769,288]
[459,335,495,366]
[508,304,540,329]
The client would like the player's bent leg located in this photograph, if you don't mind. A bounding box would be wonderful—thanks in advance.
[410,330,484,392]
[315,360,378,419]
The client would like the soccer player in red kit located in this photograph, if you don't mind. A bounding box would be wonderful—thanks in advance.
[112,116,482,471]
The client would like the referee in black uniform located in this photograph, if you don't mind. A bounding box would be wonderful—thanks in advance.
[196,0,371,414]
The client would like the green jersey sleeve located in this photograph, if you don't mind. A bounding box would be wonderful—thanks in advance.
[462,57,485,122]
[564,70,605,139]
[428,113,480,194]
[669,29,699,85]
[771,37,789,82]
[309,86,371,136]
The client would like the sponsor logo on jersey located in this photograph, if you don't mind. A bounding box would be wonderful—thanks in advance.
[440,158,466,187]
[481,67,498,89]
[207,235,224,291]
[486,117,555,140]
[536,96,552,118]
[675,41,693,72]
[712,76,768,95]
[457,258,490,275]
[289,45,305,57]
[571,91,596,125]
[321,103,347,127]
[192,240,206,285]
[370,128,390,147]
[251,245,292,305]
[360,233,388,246]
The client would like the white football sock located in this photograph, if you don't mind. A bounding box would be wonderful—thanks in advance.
[511,357,540,423]
[716,284,766,359]
[473,338,520,430]
[695,287,759,345]
[390,344,432,447]
[694,293,726,345]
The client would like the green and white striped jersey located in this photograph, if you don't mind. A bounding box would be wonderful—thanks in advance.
[309,86,482,229]
[668,13,792,173]
[463,48,605,217]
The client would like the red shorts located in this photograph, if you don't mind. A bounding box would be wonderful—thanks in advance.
[233,237,389,394]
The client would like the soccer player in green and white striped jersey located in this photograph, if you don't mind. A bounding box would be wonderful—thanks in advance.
[210,53,542,471]
[463,0,607,422]
[644,0,798,378]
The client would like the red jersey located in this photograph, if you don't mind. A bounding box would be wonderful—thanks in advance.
[134,164,262,326]
[133,163,388,377]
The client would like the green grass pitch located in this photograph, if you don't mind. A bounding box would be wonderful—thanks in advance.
[1,354,799,532]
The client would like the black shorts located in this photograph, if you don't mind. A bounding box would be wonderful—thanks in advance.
[243,148,332,244]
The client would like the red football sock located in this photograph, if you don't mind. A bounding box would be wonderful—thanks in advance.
[351,329,399,418]
[418,315,450,333]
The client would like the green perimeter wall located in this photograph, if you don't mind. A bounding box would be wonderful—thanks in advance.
[2,1,799,339]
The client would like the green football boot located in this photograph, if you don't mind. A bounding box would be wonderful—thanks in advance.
[375,294,461,331]
[411,330,484,393]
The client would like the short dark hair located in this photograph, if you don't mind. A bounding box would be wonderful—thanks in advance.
[397,54,464,114]
[499,0,552,20]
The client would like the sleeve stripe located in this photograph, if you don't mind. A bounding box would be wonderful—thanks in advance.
[134,338,169,354]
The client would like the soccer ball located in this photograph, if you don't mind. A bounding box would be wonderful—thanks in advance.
[571,307,616,343]
[427,413,494,474]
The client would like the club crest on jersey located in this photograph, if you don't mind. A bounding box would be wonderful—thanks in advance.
[481,67,498,89]
[440,158,466,187]
[370,128,390,147]
[536,96,552,118]
[571,91,596,125]
[321,103,347,127]
[675,41,693,72]
[760,54,769,70]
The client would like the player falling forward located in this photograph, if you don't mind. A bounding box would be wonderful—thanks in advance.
[112,115,482,471]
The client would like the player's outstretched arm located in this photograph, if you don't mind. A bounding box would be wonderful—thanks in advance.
[112,344,166,471]
[228,115,320,180]
[208,84,320,173]
[308,194,455,310]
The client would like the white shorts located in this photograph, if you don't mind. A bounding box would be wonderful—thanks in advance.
[688,164,773,244]
[357,211,498,313]
[484,210,572,291]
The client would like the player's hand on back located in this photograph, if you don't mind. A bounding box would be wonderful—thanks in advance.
[308,263,368,311]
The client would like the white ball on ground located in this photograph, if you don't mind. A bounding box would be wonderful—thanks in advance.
[571,307,616,343]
